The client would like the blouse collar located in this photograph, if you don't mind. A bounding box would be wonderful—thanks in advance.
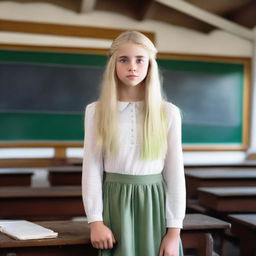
[117,101,144,112]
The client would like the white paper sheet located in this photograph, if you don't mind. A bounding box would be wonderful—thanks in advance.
[0,220,58,240]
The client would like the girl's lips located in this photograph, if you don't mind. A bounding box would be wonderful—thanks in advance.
[127,75,138,78]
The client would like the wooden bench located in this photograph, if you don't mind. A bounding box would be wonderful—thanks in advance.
[228,214,256,256]
[0,186,84,220]
[0,214,230,256]
[185,168,256,198]
[198,187,256,213]
[48,167,82,186]
[0,169,33,186]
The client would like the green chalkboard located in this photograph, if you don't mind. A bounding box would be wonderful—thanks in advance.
[0,48,248,149]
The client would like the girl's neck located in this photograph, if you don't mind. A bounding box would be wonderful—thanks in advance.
[118,82,145,102]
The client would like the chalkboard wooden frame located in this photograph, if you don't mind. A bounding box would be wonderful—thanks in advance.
[0,44,251,151]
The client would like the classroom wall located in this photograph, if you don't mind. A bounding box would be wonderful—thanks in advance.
[0,1,252,56]
[0,1,254,165]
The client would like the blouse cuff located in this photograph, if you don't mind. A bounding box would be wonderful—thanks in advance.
[166,218,184,228]
[87,214,103,224]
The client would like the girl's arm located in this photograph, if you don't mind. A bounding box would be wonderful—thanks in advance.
[82,103,104,224]
[82,103,116,250]
[160,103,186,256]
[162,103,186,229]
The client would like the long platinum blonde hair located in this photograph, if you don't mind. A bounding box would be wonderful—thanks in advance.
[95,31,168,160]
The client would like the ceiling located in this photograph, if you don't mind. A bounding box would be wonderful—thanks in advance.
[4,0,256,34]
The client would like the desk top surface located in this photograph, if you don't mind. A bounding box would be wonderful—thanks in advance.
[0,220,90,248]
[198,187,256,196]
[0,168,34,175]
[48,166,82,173]
[0,186,82,198]
[185,169,256,179]
[183,213,230,230]
[229,214,256,229]
[0,214,230,248]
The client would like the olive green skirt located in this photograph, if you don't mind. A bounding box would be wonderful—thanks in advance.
[98,172,184,256]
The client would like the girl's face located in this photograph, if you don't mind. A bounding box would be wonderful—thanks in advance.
[115,42,150,88]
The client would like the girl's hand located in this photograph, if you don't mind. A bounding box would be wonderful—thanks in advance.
[89,221,117,250]
[159,228,180,256]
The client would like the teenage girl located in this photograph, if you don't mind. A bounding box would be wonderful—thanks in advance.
[82,31,186,256]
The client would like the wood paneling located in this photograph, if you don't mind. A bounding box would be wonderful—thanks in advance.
[0,19,155,43]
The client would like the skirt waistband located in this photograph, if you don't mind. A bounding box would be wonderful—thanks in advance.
[104,172,163,184]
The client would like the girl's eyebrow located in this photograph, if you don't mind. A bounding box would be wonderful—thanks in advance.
[118,55,146,58]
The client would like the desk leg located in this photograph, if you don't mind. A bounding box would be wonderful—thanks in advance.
[239,238,255,256]
[181,232,213,256]
[231,221,256,256]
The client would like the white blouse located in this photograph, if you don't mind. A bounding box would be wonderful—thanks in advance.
[82,101,186,228]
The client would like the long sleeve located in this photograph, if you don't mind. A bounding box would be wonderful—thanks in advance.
[162,103,186,228]
[82,102,104,224]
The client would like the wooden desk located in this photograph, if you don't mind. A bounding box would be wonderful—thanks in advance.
[185,169,256,198]
[0,186,84,220]
[182,213,230,256]
[229,214,256,256]
[198,187,256,212]
[48,167,82,186]
[0,169,33,186]
[0,214,230,256]
[0,220,97,256]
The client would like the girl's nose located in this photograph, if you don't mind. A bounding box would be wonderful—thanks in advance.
[128,62,136,71]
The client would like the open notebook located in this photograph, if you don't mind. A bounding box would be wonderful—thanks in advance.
[0,220,58,240]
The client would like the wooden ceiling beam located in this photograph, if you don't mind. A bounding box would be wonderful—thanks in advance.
[227,1,256,28]
[80,0,97,13]
[136,0,154,21]
[155,0,254,41]
[147,2,215,33]
[186,0,252,15]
